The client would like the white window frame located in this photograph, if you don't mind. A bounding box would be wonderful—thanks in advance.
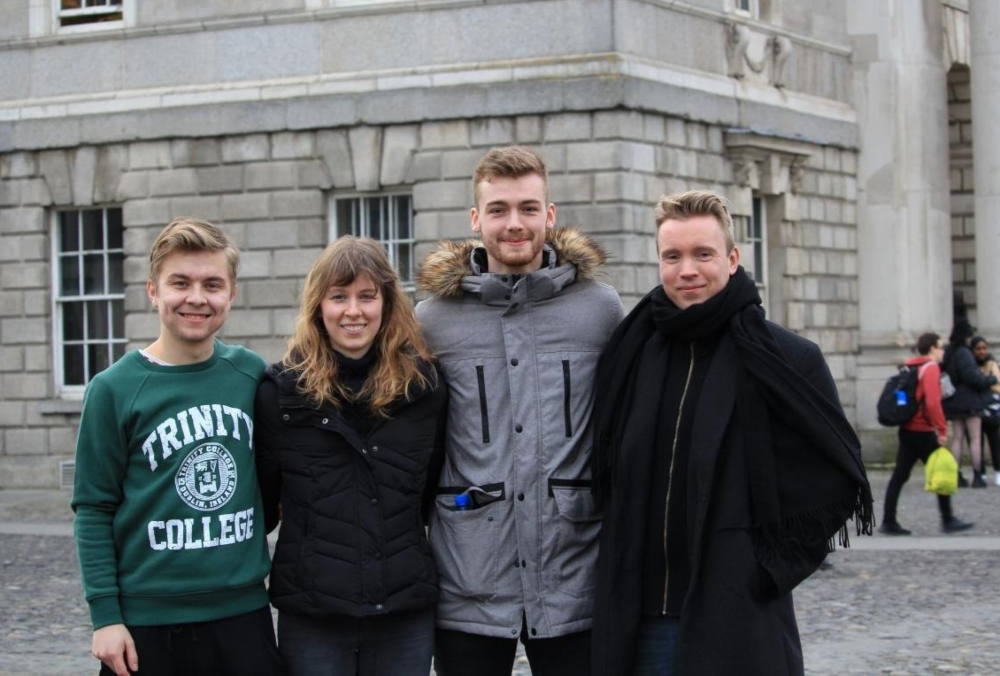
[741,194,768,305]
[330,193,416,294]
[51,207,127,396]
[731,0,760,19]
[54,0,127,34]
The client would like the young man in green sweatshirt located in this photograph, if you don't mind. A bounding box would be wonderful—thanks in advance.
[72,218,280,676]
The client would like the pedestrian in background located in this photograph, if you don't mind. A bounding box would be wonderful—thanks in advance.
[880,333,974,535]
[72,218,280,676]
[254,237,447,676]
[971,336,1000,486]
[942,320,997,488]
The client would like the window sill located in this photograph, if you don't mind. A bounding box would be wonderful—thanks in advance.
[38,399,84,416]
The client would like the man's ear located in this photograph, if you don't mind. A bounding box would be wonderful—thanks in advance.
[470,207,481,234]
[728,245,740,274]
[146,278,157,307]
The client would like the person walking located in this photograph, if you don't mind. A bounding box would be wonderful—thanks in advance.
[942,320,997,488]
[254,237,447,676]
[415,146,624,676]
[971,336,1000,486]
[880,333,975,535]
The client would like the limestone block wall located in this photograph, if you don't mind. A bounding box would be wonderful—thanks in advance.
[0,111,861,487]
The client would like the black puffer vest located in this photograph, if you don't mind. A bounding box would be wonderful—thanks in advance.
[254,361,447,618]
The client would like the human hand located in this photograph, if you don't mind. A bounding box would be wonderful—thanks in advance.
[938,434,948,447]
[92,624,138,676]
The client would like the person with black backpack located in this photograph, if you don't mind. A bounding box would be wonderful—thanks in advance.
[880,333,975,535]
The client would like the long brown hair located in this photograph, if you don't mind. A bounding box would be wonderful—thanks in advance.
[283,236,433,415]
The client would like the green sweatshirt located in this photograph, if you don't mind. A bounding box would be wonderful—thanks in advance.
[72,341,270,630]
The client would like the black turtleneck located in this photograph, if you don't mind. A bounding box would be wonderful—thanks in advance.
[334,348,379,436]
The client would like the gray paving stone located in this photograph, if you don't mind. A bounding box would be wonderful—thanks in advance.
[2,470,1000,675]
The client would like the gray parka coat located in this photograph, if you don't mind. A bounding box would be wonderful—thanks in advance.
[415,228,624,639]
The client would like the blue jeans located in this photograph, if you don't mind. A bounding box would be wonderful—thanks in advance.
[631,615,679,676]
[277,607,433,676]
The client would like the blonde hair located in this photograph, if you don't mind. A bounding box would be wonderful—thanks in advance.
[473,145,548,207]
[654,190,735,252]
[149,217,240,283]
[283,236,433,415]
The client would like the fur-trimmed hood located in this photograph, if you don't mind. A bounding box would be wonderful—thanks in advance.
[417,227,607,299]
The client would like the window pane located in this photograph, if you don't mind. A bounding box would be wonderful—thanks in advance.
[63,345,85,386]
[368,198,385,240]
[87,301,109,339]
[63,303,84,341]
[62,0,83,10]
[336,200,356,238]
[397,243,412,282]
[107,209,123,249]
[60,212,79,253]
[395,195,412,239]
[83,254,105,294]
[112,299,125,338]
[61,256,81,296]
[112,343,126,363]
[108,252,124,293]
[82,210,104,250]
[88,344,111,378]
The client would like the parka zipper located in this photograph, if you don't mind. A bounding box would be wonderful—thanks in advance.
[562,360,573,438]
[663,342,695,614]
[476,365,491,444]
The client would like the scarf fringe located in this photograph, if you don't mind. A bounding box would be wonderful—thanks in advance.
[752,486,875,568]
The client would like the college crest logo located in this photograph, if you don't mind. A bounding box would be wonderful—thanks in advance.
[174,442,237,511]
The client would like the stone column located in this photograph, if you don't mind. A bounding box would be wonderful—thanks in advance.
[970,0,1000,336]
[847,0,952,442]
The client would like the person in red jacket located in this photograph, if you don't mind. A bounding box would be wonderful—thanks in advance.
[880,332,975,535]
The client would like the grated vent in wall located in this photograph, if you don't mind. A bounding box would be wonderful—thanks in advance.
[59,460,75,491]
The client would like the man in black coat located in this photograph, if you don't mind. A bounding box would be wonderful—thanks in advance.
[590,190,874,675]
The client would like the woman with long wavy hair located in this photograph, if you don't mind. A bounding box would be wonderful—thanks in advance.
[942,319,997,488]
[254,236,447,676]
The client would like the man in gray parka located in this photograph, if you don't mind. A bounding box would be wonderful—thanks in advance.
[416,146,624,676]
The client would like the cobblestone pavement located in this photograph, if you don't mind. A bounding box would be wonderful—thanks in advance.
[1,468,998,675]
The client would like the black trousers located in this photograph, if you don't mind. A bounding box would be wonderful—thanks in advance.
[982,418,1000,470]
[882,428,953,524]
[98,606,281,676]
[434,617,590,676]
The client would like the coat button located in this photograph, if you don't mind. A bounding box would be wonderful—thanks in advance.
[517,493,525,501]
[376,604,384,611]
[282,414,289,421]
[515,424,523,433]
[510,358,518,366]
[531,628,537,636]
[371,498,378,505]
[372,446,378,452]
[321,417,329,424]
[511,629,518,635]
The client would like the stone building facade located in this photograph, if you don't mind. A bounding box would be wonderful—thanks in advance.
[0,0,990,486]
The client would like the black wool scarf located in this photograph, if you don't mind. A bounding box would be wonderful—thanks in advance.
[593,268,874,556]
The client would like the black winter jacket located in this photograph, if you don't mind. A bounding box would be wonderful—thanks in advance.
[943,344,997,418]
[594,324,847,676]
[254,361,447,619]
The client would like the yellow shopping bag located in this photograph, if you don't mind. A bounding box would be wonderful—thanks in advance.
[924,446,958,496]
